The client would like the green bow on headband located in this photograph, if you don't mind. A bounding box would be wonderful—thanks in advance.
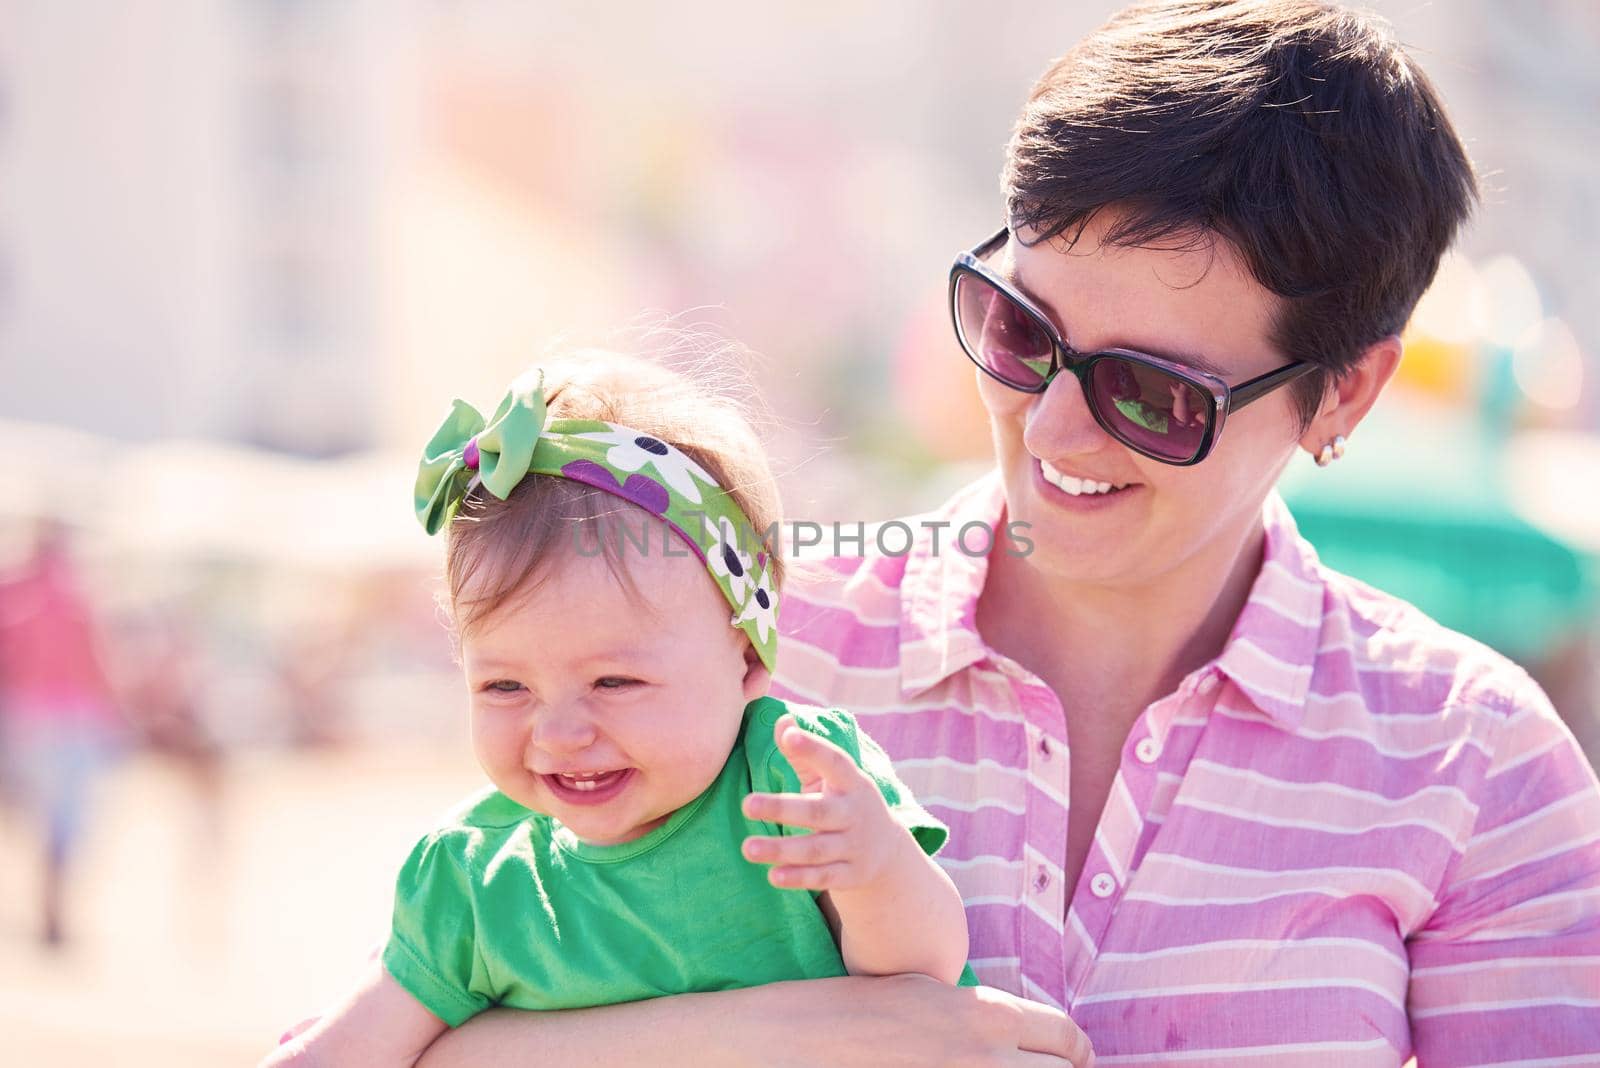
[415,372,549,536]
[412,368,779,671]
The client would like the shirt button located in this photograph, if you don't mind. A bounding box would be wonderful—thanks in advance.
[1090,872,1116,898]
[1033,866,1050,892]
[1134,737,1161,764]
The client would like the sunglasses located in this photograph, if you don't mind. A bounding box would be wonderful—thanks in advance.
[949,227,1315,466]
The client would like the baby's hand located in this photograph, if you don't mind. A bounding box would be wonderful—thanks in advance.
[740,714,904,891]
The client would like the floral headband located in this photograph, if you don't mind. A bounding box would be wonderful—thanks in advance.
[412,368,778,671]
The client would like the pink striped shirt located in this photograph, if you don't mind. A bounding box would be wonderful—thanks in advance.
[771,471,1600,1067]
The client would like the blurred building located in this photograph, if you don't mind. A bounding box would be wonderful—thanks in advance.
[0,0,416,456]
[0,0,1595,466]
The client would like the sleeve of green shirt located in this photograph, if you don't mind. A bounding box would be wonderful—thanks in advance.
[383,830,494,1028]
[752,700,950,857]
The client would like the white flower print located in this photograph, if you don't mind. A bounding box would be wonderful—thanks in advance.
[736,559,779,647]
[573,426,717,504]
[704,514,753,605]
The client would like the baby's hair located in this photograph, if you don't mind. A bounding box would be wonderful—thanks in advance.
[444,335,783,639]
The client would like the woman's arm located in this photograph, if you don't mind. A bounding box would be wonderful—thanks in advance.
[416,974,1095,1068]
[1406,679,1600,1065]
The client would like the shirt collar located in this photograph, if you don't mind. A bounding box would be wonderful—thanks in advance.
[1209,491,1325,728]
[899,470,1005,697]
[897,475,1327,725]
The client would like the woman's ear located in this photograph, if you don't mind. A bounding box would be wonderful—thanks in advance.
[1298,335,1403,458]
[740,640,773,703]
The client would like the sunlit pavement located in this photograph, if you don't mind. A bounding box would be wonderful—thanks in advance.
[0,741,481,1067]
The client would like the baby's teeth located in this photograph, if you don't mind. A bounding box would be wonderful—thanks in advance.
[560,773,609,791]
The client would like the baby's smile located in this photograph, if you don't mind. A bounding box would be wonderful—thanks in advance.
[543,768,636,805]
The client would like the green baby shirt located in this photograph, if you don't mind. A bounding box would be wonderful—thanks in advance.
[383,696,960,1026]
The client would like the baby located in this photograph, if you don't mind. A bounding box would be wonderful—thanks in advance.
[265,354,970,1066]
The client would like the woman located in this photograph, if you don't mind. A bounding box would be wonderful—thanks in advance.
[415,2,1600,1064]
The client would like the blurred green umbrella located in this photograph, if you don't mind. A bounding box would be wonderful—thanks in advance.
[1277,395,1594,663]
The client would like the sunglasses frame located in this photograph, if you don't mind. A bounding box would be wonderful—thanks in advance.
[950,227,1316,466]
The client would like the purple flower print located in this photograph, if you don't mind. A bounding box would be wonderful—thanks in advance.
[559,460,671,517]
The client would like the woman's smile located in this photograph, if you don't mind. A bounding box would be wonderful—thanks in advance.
[1034,456,1137,510]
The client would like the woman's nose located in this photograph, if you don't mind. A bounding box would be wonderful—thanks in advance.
[1024,369,1114,458]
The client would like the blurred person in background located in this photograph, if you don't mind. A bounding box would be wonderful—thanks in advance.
[0,518,125,948]
[274,622,355,749]
[410,2,1600,1065]
[116,603,225,852]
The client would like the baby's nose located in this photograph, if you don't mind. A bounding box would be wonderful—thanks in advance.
[528,708,599,756]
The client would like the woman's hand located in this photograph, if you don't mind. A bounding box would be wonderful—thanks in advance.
[415,973,1094,1068]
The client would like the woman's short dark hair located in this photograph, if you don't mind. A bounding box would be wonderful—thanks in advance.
[1003,0,1478,430]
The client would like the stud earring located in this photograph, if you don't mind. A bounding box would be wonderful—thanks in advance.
[1314,434,1347,467]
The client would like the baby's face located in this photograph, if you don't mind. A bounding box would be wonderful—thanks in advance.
[459,534,767,846]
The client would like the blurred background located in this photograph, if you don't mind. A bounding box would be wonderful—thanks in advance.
[0,1,1596,1063]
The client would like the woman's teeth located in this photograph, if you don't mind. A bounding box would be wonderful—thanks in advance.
[1041,460,1124,496]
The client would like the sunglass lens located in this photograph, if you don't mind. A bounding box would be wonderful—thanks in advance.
[954,274,1054,388]
[1088,357,1209,462]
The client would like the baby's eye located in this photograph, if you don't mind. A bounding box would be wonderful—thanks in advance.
[484,679,524,693]
[595,677,639,691]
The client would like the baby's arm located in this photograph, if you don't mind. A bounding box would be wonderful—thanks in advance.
[741,714,969,984]
[266,827,488,1067]
[814,818,970,983]
[259,958,447,1068]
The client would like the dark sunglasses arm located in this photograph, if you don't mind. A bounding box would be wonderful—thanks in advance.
[1226,361,1316,412]
[972,227,1009,259]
